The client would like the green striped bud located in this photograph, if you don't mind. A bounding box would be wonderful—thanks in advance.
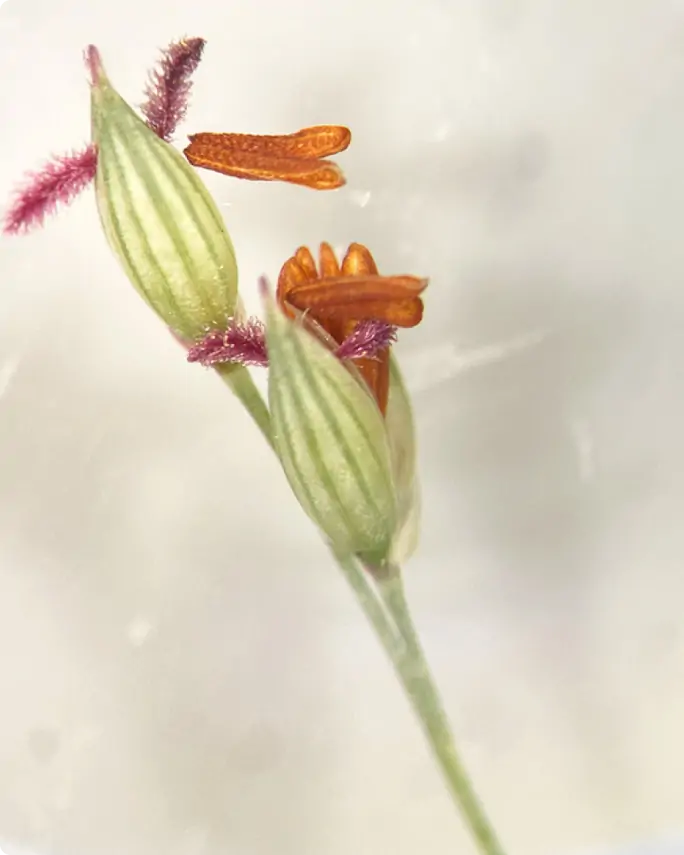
[265,299,398,566]
[90,55,238,340]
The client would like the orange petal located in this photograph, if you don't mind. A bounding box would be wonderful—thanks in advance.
[286,275,427,327]
[187,126,351,158]
[341,243,379,276]
[184,143,346,190]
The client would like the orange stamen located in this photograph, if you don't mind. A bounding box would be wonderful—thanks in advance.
[341,243,378,276]
[275,242,427,415]
[293,246,318,281]
[183,125,351,190]
[187,126,351,157]
[354,353,391,416]
[318,242,341,278]
[286,276,426,327]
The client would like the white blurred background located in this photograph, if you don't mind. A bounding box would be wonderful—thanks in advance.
[1,1,684,854]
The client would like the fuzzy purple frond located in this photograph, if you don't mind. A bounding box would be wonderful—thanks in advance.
[187,318,269,367]
[335,319,397,360]
[140,37,206,143]
[2,145,98,235]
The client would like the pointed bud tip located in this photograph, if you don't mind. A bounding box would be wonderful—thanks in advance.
[257,275,271,301]
[84,45,104,86]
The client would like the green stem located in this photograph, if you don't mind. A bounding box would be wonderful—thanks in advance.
[331,546,404,659]
[211,357,504,853]
[334,551,507,855]
[379,570,507,855]
[214,364,273,449]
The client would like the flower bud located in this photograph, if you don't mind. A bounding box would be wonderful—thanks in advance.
[89,49,238,340]
[265,297,398,565]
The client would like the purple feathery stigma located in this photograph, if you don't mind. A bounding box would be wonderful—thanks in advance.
[187,318,269,367]
[140,37,206,142]
[188,316,397,368]
[3,37,206,235]
[2,145,98,235]
[335,319,397,360]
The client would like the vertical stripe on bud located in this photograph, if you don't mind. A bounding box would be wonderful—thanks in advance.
[90,52,238,340]
[265,299,398,565]
[385,356,421,563]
